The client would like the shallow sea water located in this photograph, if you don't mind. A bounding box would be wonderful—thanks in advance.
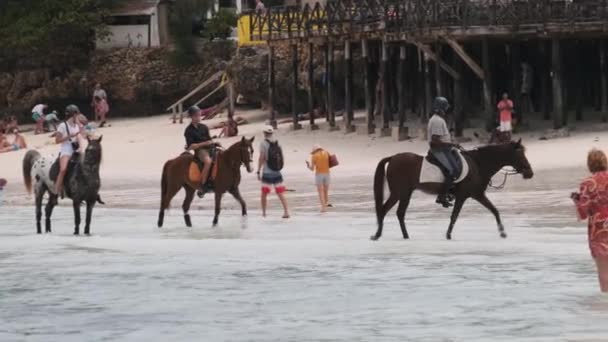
[1,200,608,341]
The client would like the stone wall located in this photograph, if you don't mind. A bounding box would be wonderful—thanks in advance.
[0,41,235,122]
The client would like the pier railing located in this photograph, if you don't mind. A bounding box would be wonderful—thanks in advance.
[249,0,608,41]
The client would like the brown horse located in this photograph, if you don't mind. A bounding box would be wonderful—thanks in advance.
[157,136,255,228]
[372,140,534,241]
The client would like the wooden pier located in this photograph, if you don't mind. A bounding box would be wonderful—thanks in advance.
[248,0,608,133]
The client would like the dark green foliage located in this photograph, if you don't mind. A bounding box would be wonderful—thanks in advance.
[0,0,115,70]
[201,9,237,41]
[168,0,209,66]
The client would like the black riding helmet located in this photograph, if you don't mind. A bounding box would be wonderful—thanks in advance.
[187,105,201,116]
[65,104,80,117]
[432,96,450,115]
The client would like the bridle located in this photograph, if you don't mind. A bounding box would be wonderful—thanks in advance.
[488,167,519,190]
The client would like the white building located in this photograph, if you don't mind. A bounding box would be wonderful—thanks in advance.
[96,0,171,49]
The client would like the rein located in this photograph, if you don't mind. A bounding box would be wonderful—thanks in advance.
[488,167,518,190]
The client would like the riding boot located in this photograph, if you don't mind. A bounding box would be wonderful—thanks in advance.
[435,179,454,208]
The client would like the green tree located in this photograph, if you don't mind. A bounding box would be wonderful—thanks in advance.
[0,0,115,69]
[168,0,210,66]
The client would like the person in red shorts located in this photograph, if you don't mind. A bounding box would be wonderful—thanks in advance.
[572,149,608,292]
[257,126,289,218]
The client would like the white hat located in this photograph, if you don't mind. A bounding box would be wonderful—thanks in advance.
[263,125,274,134]
[311,143,322,152]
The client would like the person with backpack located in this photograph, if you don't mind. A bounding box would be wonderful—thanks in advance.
[257,126,290,218]
[306,143,332,213]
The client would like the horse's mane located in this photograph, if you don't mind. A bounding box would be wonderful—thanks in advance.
[463,142,526,172]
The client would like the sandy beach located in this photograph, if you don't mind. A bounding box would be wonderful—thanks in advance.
[0,109,605,210]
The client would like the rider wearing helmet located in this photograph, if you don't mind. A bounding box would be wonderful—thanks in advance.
[184,105,215,198]
[427,97,459,208]
[55,104,83,197]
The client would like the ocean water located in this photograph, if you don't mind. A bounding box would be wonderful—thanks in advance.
[1,203,607,342]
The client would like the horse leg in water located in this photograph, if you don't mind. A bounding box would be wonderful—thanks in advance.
[45,193,58,233]
[73,200,81,235]
[212,192,224,226]
[229,187,247,216]
[396,191,413,239]
[474,194,507,238]
[35,187,44,234]
[182,186,195,227]
[371,194,399,241]
[157,179,182,228]
[446,197,466,240]
[84,199,95,235]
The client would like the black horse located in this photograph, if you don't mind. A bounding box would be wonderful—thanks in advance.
[372,140,534,240]
[23,137,104,235]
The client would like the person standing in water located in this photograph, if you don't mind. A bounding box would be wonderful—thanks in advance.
[572,149,608,292]
[306,144,332,212]
[257,126,289,218]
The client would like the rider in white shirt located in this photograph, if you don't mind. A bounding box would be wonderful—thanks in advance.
[55,105,83,197]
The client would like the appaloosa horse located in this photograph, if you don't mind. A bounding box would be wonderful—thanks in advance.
[372,140,534,240]
[158,136,254,228]
[23,137,104,235]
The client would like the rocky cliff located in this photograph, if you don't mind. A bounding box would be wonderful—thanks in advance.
[0,42,235,122]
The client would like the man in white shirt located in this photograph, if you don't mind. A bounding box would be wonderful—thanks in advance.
[427,97,459,208]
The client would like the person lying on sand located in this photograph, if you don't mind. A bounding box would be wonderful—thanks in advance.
[0,128,27,153]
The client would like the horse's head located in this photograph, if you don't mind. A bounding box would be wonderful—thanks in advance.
[507,139,533,179]
[85,135,103,165]
[238,136,255,173]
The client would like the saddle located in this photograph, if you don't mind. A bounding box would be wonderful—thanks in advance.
[49,153,79,197]
[420,149,469,184]
[187,146,222,186]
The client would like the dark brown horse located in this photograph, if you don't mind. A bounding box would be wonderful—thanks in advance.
[158,136,255,228]
[372,140,534,241]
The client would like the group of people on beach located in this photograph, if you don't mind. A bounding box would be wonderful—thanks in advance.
[184,105,335,218]
[29,83,109,136]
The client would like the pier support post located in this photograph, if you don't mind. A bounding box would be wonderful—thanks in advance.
[307,42,318,130]
[575,41,583,121]
[327,43,337,131]
[435,43,442,96]
[291,44,302,130]
[268,45,277,128]
[600,39,608,122]
[398,44,407,129]
[392,44,408,141]
[360,39,375,135]
[344,40,355,133]
[424,53,432,122]
[510,43,521,125]
[454,52,464,137]
[481,38,494,131]
[551,38,564,129]
[540,41,551,120]
[380,40,391,137]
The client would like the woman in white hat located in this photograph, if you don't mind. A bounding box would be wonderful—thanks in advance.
[306,143,331,212]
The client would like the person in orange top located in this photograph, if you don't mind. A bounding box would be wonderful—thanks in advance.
[572,149,608,292]
[497,92,514,142]
[306,144,332,212]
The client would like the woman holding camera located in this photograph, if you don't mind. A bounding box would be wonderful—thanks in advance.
[55,105,83,197]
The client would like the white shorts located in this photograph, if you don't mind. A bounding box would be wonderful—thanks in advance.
[499,121,512,132]
[59,144,74,157]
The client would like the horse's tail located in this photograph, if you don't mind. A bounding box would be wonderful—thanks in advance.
[23,150,41,194]
[160,161,170,210]
[374,156,392,223]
